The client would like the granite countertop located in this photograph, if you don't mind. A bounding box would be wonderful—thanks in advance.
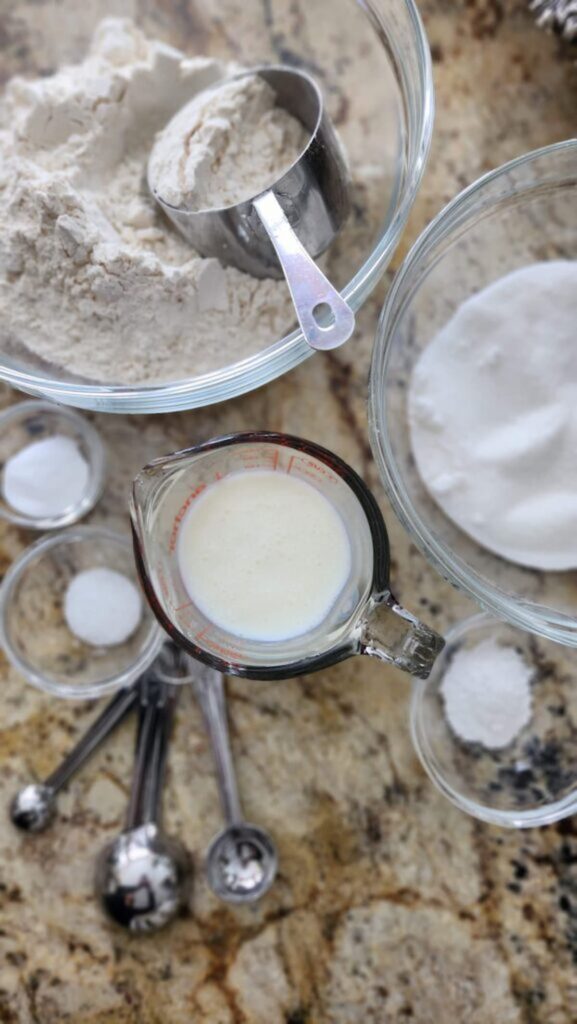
[0,2,576,1022]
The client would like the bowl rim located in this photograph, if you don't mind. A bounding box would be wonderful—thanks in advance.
[410,611,577,828]
[0,400,106,530]
[369,138,577,647]
[0,525,164,699]
[0,0,435,414]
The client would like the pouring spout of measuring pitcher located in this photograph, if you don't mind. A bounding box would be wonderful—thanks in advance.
[359,595,445,679]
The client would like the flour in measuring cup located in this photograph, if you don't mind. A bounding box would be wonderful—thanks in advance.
[177,470,352,641]
[148,74,309,211]
[409,261,577,571]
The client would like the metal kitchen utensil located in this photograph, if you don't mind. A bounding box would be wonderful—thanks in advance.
[10,640,197,833]
[95,677,191,933]
[10,683,139,832]
[529,0,577,40]
[195,668,277,903]
[148,65,355,352]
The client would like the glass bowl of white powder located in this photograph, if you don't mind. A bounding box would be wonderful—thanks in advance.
[0,401,105,530]
[411,613,577,828]
[0,527,163,698]
[0,5,432,412]
[369,140,577,647]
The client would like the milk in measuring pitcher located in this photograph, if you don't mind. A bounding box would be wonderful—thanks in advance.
[177,469,352,641]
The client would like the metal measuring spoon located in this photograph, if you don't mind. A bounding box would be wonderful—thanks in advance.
[149,65,355,352]
[195,669,277,904]
[10,641,192,832]
[95,678,191,933]
[10,684,139,832]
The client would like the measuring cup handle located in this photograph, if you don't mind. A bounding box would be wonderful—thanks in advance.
[253,191,355,351]
[359,596,445,679]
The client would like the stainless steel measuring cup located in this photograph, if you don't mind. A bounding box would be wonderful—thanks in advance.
[148,66,355,352]
[130,432,444,681]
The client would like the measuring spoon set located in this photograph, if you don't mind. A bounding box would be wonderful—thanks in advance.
[10,646,277,933]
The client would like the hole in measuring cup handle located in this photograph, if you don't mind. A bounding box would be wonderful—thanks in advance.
[359,593,445,680]
[312,302,336,329]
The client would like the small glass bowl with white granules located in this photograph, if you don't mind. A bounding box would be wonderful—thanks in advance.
[411,612,577,828]
[0,527,163,699]
[0,401,106,530]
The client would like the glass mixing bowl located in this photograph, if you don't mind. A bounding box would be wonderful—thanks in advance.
[369,140,577,647]
[0,527,163,698]
[412,613,577,828]
[0,401,105,530]
[0,0,433,414]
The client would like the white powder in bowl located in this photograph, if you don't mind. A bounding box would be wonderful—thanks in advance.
[0,18,300,386]
[3,435,89,518]
[64,567,143,647]
[441,638,533,749]
[409,261,577,570]
[149,74,308,211]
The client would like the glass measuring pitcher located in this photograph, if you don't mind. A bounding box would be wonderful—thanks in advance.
[130,432,444,681]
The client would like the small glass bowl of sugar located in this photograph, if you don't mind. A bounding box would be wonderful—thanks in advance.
[411,612,577,828]
[0,400,106,530]
[0,527,163,699]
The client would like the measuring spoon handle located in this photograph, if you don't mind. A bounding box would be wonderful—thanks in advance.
[140,687,178,826]
[254,191,355,351]
[195,670,242,827]
[125,678,167,831]
[46,684,139,794]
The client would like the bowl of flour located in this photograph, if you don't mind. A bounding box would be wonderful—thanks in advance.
[0,4,433,412]
[369,140,577,647]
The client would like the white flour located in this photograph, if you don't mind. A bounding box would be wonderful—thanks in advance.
[441,639,533,749]
[409,261,577,571]
[0,18,299,385]
[149,74,308,211]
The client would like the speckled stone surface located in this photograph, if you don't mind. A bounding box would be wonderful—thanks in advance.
[0,2,576,1022]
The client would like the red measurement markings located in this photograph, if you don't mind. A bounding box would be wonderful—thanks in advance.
[157,566,170,604]
[208,639,246,661]
[289,454,339,484]
[168,483,207,552]
[193,627,245,662]
[240,447,279,472]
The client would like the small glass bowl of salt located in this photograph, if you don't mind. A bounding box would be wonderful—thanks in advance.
[0,527,163,699]
[411,613,577,828]
[0,400,105,530]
